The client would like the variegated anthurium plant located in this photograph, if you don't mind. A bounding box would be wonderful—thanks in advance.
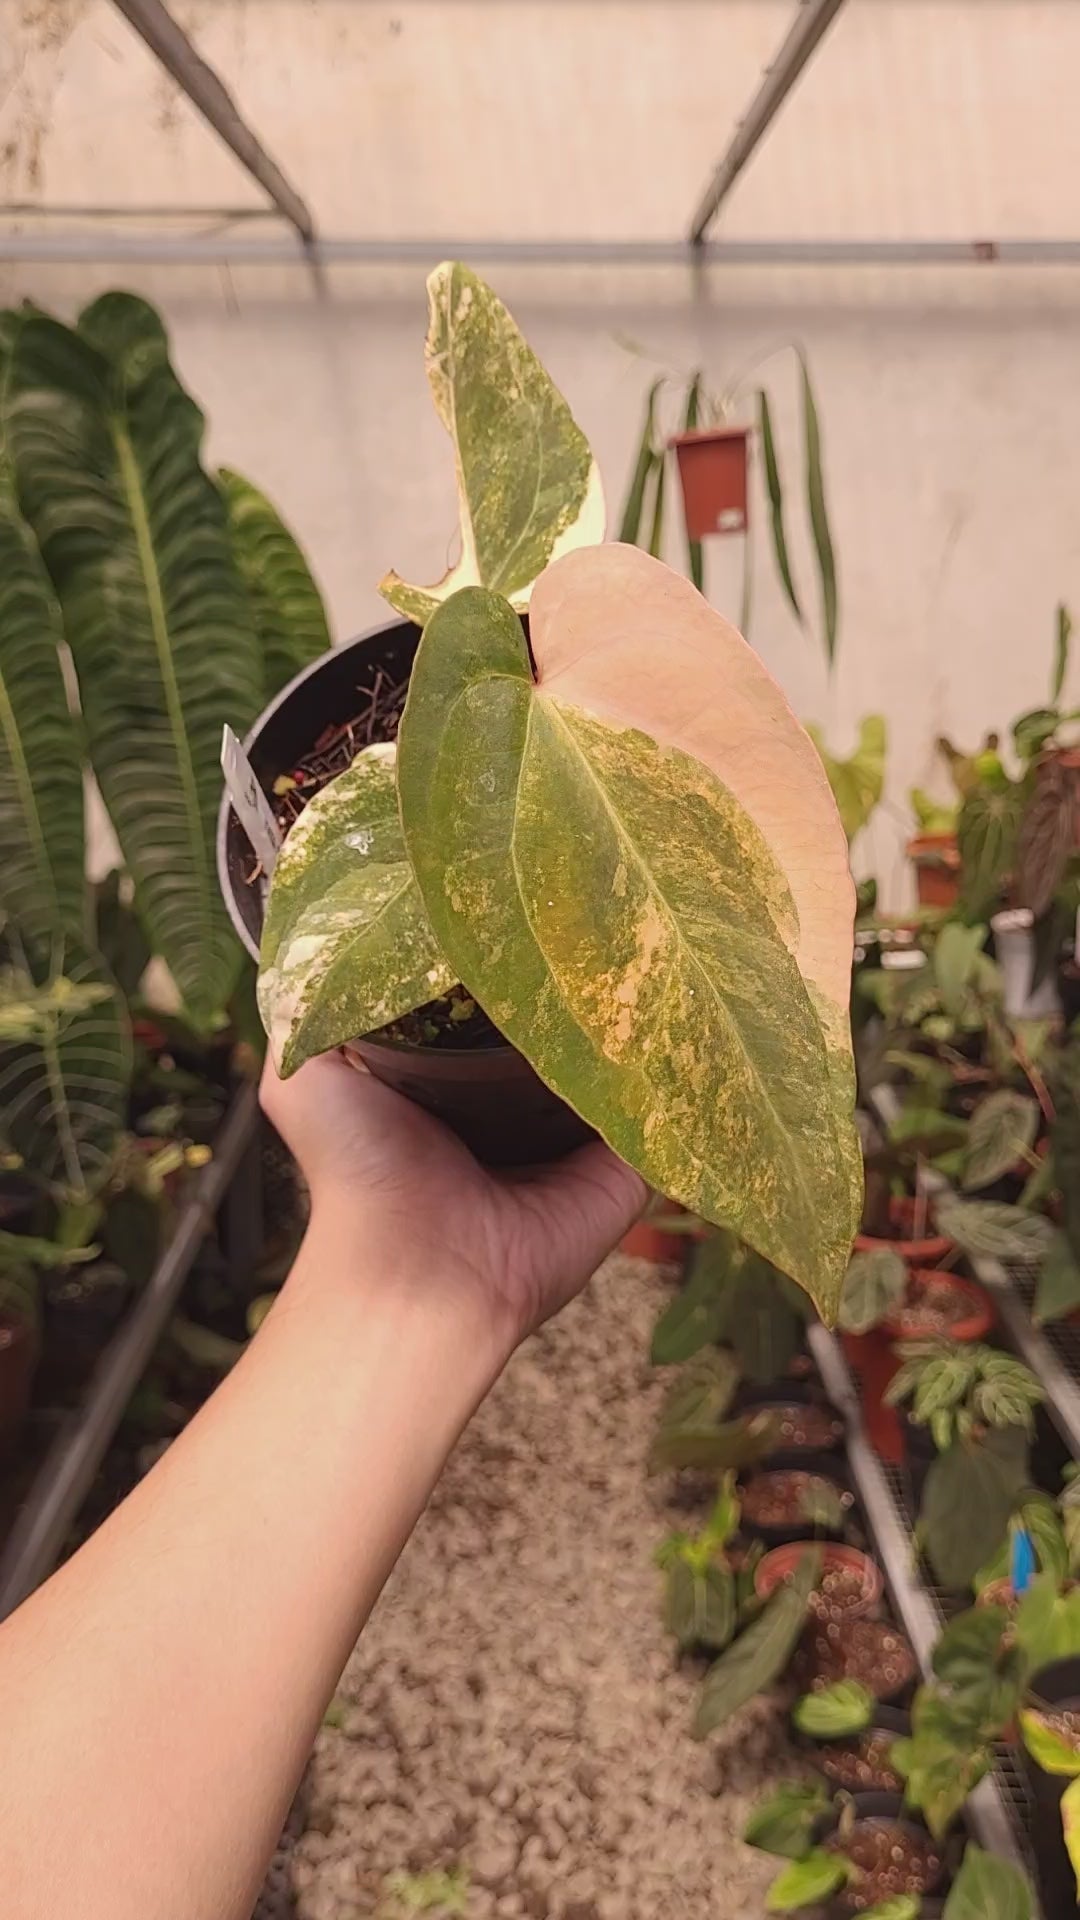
[257,264,862,1314]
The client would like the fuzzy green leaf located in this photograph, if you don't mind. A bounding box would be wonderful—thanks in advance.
[743,1780,828,1859]
[6,296,261,1021]
[1034,1230,1080,1324]
[920,1429,1030,1590]
[766,1849,847,1913]
[837,1246,907,1335]
[694,1546,821,1737]
[1015,1576,1080,1674]
[758,388,802,626]
[943,1844,1033,1920]
[792,1679,873,1739]
[654,1347,741,1436]
[957,785,1024,922]
[934,1192,1055,1269]
[257,745,453,1076]
[664,1559,736,1653]
[962,1089,1038,1191]
[395,549,861,1313]
[218,467,331,697]
[380,263,604,623]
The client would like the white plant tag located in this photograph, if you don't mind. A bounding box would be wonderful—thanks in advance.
[221,725,281,877]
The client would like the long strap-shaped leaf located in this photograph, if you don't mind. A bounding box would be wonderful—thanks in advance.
[397,546,861,1314]
[6,297,261,1022]
[218,466,331,698]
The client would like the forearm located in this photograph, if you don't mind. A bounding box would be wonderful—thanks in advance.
[0,1206,502,1920]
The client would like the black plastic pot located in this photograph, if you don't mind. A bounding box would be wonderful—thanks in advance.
[1022,1656,1080,1915]
[216,620,592,1167]
[739,1450,856,1546]
[734,1379,846,1456]
[812,1791,952,1916]
[793,1703,909,1793]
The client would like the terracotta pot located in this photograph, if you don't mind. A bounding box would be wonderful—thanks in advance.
[854,1195,954,1269]
[906,831,960,909]
[883,1269,996,1344]
[842,1326,904,1463]
[618,1203,691,1263]
[670,426,749,540]
[754,1541,884,1619]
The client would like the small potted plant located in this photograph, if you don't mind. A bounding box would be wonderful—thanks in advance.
[739,1457,854,1546]
[654,1473,761,1655]
[691,1544,824,1738]
[755,1541,883,1624]
[790,1680,910,1795]
[221,264,863,1317]
[792,1615,919,1712]
[743,1780,949,1913]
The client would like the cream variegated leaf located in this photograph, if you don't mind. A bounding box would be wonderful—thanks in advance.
[396,545,862,1313]
[379,263,604,626]
[258,744,453,1075]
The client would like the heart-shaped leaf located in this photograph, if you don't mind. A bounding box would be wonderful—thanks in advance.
[837,1246,907,1335]
[396,547,861,1312]
[218,466,331,696]
[1034,1230,1080,1325]
[920,1428,1029,1591]
[653,1347,741,1438]
[744,1779,829,1859]
[805,715,886,844]
[942,1842,1034,1920]
[379,262,604,625]
[1019,1708,1080,1776]
[934,1192,1055,1269]
[792,1679,873,1739]
[962,1089,1038,1192]
[664,1559,736,1654]
[766,1848,848,1913]
[694,1545,821,1736]
[650,1233,733,1365]
[257,744,454,1075]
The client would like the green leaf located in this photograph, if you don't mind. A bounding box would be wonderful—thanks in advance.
[0,499,85,940]
[395,550,862,1314]
[0,938,131,1203]
[934,921,988,1018]
[218,467,331,698]
[6,297,261,1022]
[934,1192,1056,1269]
[757,388,802,626]
[931,1604,1011,1690]
[694,1546,821,1736]
[957,785,1024,921]
[805,716,886,846]
[646,439,666,559]
[1013,707,1061,764]
[1051,1042,1080,1265]
[962,1089,1038,1191]
[1019,1708,1080,1776]
[94,871,151,1001]
[654,1346,741,1437]
[900,1688,995,1838]
[743,1779,829,1859]
[618,379,661,548]
[1017,763,1076,919]
[942,1842,1034,1920]
[1016,1491,1069,1588]
[724,1249,804,1384]
[1015,1575,1080,1673]
[1053,603,1072,705]
[836,1246,907,1335]
[256,745,453,1076]
[1063,1774,1080,1899]
[648,1409,780,1475]
[920,1429,1030,1590]
[664,1559,736,1652]
[766,1849,847,1912]
[798,354,838,667]
[792,1679,873,1739]
[379,263,604,624]
[859,1901,921,1920]
[682,375,704,590]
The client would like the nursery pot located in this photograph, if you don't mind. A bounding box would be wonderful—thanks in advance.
[1021,1656,1080,1915]
[755,1541,883,1621]
[812,1791,950,1915]
[794,1615,919,1709]
[794,1703,910,1795]
[669,425,749,539]
[216,619,592,1167]
[618,1203,693,1262]
[735,1379,846,1456]
[738,1452,855,1547]
[883,1269,995,1344]
[0,1305,38,1463]
[854,1195,954,1269]
[906,831,960,910]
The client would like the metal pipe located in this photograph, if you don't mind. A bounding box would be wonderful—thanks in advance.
[109,0,315,243]
[2,231,1079,268]
[689,0,850,245]
[0,1081,259,1620]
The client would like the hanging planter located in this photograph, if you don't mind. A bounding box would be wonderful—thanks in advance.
[669,426,749,540]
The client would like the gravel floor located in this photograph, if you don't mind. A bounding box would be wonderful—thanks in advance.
[293,1256,795,1920]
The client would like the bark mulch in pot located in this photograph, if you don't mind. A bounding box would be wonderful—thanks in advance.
[792,1618,918,1705]
[755,1402,846,1452]
[827,1815,944,1912]
[817,1729,905,1795]
[739,1468,854,1538]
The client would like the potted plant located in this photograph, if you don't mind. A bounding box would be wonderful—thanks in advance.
[654,1473,761,1655]
[790,1681,910,1795]
[233,263,863,1315]
[884,1339,1044,1587]
[739,1456,854,1546]
[755,1541,883,1624]
[792,1615,919,1711]
[618,351,838,666]
[691,1543,823,1738]
[650,1230,814,1382]
[743,1780,949,1913]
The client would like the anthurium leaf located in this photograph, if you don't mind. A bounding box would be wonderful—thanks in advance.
[792,1679,873,1739]
[1034,1230,1080,1324]
[798,353,838,668]
[694,1545,821,1737]
[837,1246,907,1335]
[649,1232,733,1365]
[0,496,85,940]
[766,1848,847,1913]
[758,388,802,627]
[1015,1577,1080,1674]
[681,375,704,590]
[6,297,261,1022]
[379,263,604,625]
[961,1089,1038,1191]
[805,716,886,845]
[957,785,1024,922]
[724,1247,804,1384]
[664,1559,735,1653]
[654,1346,741,1437]
[743,1780,829,1859]
[934,1192,1055,1269]
[920,1429,1029,1590]
[933,921,988,1018]
[942,1842,1034,1920]
[1063,1774,1080,1899]
[1019,1708,1080,1775]
[256,744,453,1076]
[396,547,861,1313]
[0,937,131,1204]
[647,1409,780,1476]
[217,467,331,697]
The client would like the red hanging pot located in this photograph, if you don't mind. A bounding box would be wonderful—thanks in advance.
[670,426,749,540]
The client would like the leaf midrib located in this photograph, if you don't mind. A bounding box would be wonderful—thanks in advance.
[110,417,211,970]
[0,664,58,931]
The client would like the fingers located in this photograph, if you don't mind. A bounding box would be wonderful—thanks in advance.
[517,1140,648,1269]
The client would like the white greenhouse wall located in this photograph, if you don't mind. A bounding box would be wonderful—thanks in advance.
[3,0,1080,901]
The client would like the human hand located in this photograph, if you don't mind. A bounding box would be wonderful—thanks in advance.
[260,1052,646,1361]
